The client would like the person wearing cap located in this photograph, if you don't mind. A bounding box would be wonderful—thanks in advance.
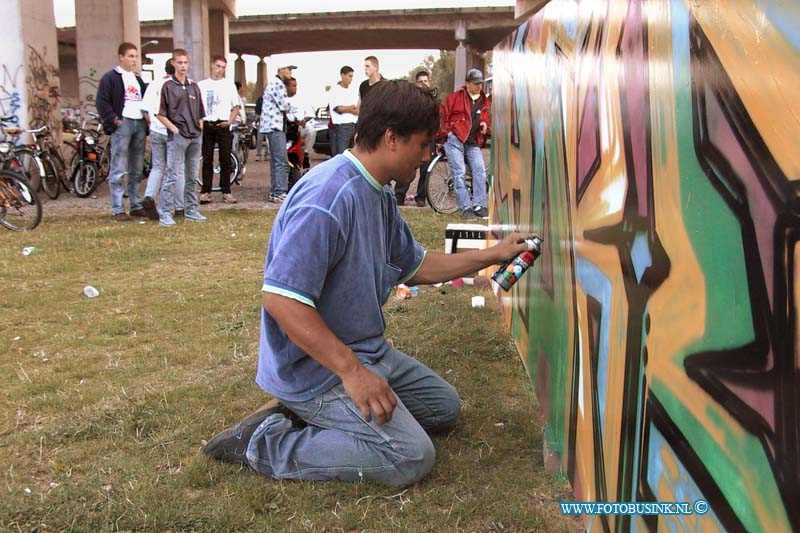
[259,64,296,204]
[440,68,491,220]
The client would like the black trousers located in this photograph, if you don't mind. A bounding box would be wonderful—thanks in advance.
[395,143,435,200]
[201,122,233,194]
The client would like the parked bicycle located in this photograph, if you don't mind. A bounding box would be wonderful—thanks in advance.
[18,125,70,199]
[0,169,41,231]
[70,112,109,198]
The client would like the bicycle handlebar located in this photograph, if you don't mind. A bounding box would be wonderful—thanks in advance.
[24,126,48,134]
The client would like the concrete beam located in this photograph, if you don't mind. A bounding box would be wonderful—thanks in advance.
[515,0,549,20]
[75,0,139,116]
[0,0,61,141]
[255,58,267,98]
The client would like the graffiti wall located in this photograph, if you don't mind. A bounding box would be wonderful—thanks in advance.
[491,1,799,531]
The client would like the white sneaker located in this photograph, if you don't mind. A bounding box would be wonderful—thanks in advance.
[184,208,207,221]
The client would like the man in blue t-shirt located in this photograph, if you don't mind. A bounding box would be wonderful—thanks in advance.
[203,80,538,487]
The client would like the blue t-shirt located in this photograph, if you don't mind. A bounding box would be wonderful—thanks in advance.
[257,151,427,401]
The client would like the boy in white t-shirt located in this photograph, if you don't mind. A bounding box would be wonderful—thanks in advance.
[197,56,241,204]
[327,66,358,156]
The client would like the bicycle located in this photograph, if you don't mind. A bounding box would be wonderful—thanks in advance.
[0,168,42,231]
[424,143,489,214]
[19,125,68,199]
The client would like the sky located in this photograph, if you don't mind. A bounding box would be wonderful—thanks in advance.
[53,0,514,106]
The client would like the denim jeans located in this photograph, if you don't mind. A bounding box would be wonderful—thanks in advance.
[443,132,487,211]
[143,131,184,210]
[332,123,355,156]
[109,118,146,214]
[159,134,201,214]
[266,130,289,196]
[247,347,461,487]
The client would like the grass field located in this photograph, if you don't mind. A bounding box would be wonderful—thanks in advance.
[1,208,574,532]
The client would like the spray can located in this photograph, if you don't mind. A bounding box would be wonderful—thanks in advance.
[491,236,543,291]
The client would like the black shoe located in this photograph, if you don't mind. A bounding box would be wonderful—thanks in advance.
[203,402,297,465]
[175,209,185,218]
[474,206,489,219]
[142,196,159,220]
[462,208,478,220]
[395,194,405,206]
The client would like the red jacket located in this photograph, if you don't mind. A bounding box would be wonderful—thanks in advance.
[440,85,491,146]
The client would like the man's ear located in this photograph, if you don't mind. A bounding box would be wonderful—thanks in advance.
[384,129,398,151]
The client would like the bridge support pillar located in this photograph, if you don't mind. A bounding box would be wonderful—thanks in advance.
[255,57,268,98]
[172,0,210,82]
[0,0,61,140]
[234,55,246,86]
[75,0,139,116]
[209,9,230,61]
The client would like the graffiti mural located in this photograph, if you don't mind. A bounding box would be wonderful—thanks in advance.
[25,45,60,133]
[490,0,799,531]
[78,67,100,116]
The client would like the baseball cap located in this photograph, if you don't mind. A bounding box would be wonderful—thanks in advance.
[465,68,484,83]
[280,64,298,70]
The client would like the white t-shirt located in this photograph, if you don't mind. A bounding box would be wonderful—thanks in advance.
[141,77,169,135]
[117,67,143,120]
[197,77,240,122]
[328,83,358,125]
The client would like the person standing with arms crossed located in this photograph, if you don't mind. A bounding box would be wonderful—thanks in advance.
[328,66,358,156]
[156,49,207,226]
[95,42,148,221]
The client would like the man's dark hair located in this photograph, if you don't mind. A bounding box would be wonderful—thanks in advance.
[118,42,137,56]
[415,70,430,80]
[355,80,438,153]
[165,60,175,75]
[211,55,227,64]
[340,66,354,75]
[364,56,379,67]
[234,81,242,90]
[172,48,189,59]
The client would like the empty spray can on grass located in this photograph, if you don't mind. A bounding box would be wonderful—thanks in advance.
[492,236,543,291]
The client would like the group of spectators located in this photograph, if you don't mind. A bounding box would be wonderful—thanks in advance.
[326,56,492,218]
[95,42,492,225]
[96,42,246,226]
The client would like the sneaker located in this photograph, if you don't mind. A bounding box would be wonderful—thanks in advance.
[130,208,149,218]
[184,208,207,221]
[222,193,238,204]
[395,194,405,206]
[268,193,287,203]
[415,197,427,208]
[474,206,489,219]
[175,209,185,218]
[202,400,299,466]
[142,196,159,220]
[199,193,211,204]
[158,213,176,227]
[113,212,131,221]
[462,208,478,220]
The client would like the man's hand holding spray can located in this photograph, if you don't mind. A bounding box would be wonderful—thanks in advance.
[492,236,543,290]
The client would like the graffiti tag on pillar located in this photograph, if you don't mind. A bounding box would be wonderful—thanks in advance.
[79,67,100,116]
[25,46,60,133]
[0,64,23,129]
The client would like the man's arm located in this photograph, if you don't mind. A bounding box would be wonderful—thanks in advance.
[406,232,538,285]
[157,114,179,134]
[95,74,119,126]
[262,293,398,424]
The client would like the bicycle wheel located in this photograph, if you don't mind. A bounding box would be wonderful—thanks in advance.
[237,141,248,178]
[426,157,459,214]
[230,152,240,184]
[0,171,42,231]
[13,148,45,193]
[40,155,61,199]
[73,162,99,198]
